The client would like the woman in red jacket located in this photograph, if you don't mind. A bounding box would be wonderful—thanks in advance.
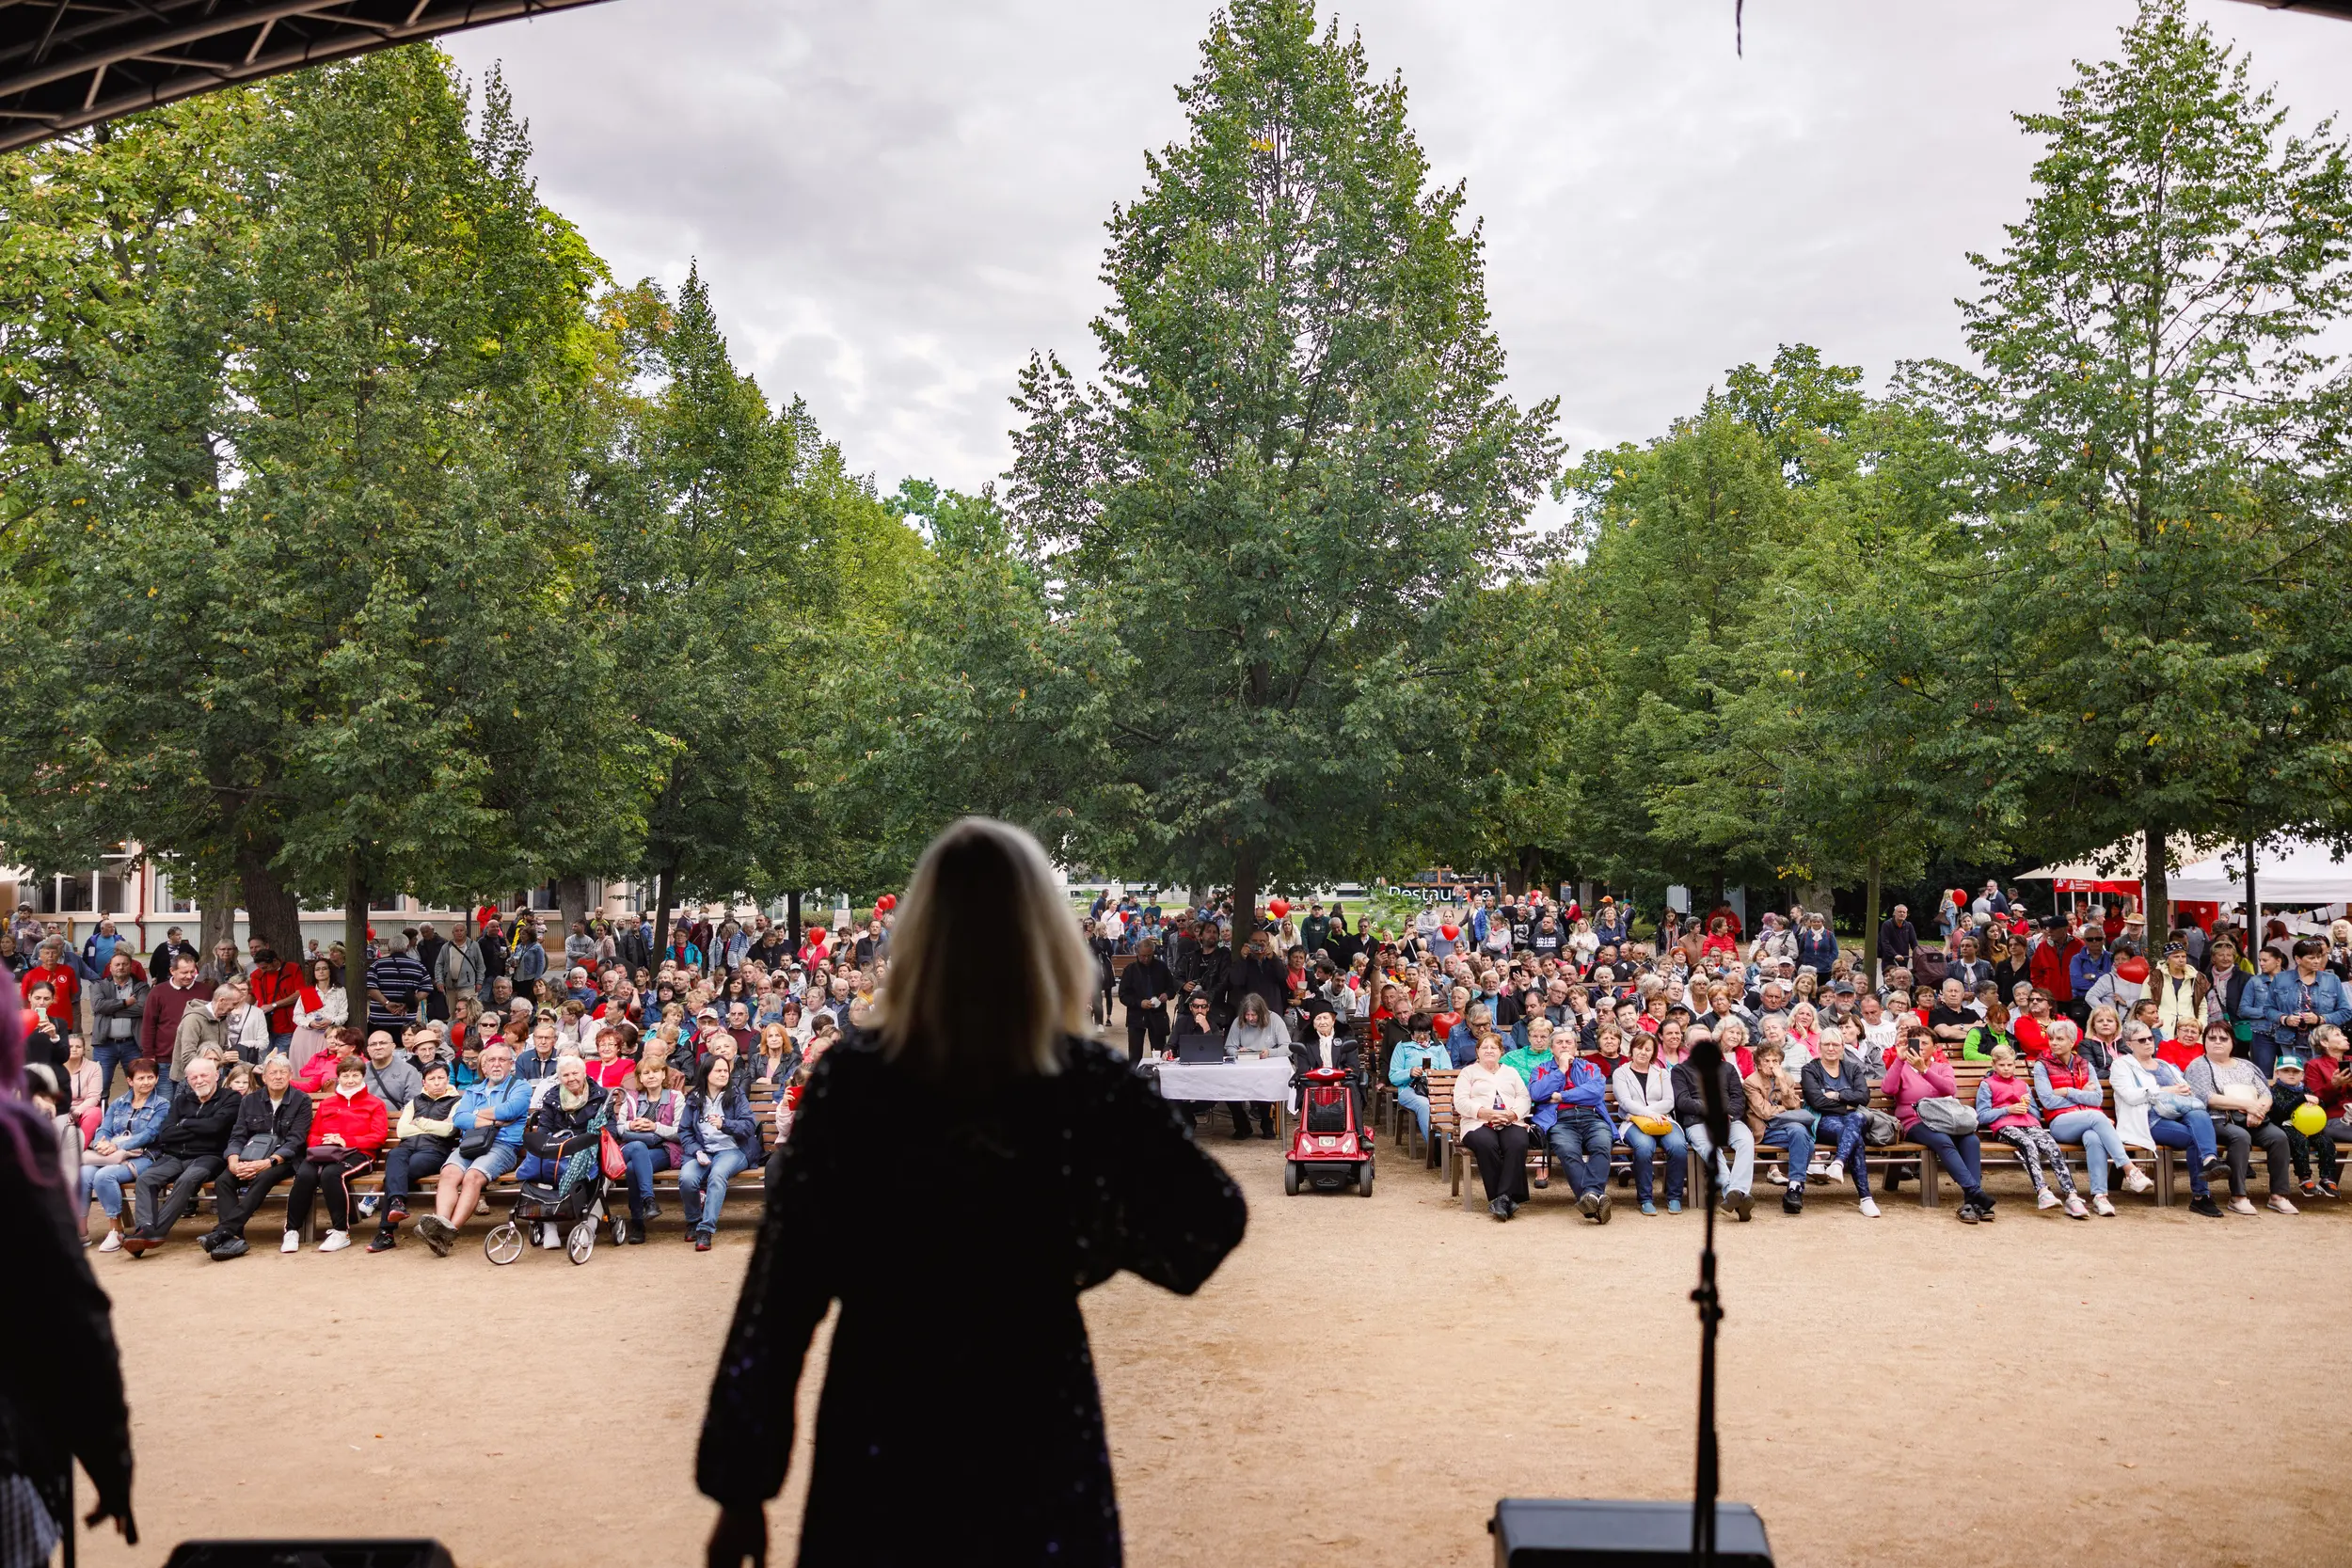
[281,1055,388,1254]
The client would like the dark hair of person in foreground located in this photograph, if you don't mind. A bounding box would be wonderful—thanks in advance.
[697,817,1248,1568]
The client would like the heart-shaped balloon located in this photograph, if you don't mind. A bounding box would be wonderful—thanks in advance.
[1439,923,1460,942]
[2116,956,2150,984]
[1266,897,1291,920]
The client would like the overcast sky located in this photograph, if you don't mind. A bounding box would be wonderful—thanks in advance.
[444,1,2352,524]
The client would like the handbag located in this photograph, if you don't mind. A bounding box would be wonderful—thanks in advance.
[1915,1096,1979,1136]
[457,1116,499,1159]
[599,1126,628,1180]
[1862,1109,1900,1146]
[1629,1115,1675,1137]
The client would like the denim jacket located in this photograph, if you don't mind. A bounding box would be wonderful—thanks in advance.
[96,1087,170,1155]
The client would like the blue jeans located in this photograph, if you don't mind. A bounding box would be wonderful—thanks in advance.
[1622,1122,1687,1203]
[679,1145,748,1238]
[622,1138,674,1219]
[2048,1108,2128,1195]
[1686,1120,1756,1196]
[1759,1119,1816,1185]
[82,1157,148,1219]
[2149,1117,2211,1197]
[1543,1111,1613,1199]
[1395,1085,1435,1139]
[1813,1111,1872,1199]
[1907,1123,1984,1203]
[92,1039,139,1099]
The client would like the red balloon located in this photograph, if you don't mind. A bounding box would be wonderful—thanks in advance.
[2116,956,2151,984]
[1438,923,1460,942]
[875,894,897,913]
[1266,897,1291,920]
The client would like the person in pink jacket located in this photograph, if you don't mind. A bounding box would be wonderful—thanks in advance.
[1975,1043,2087,1217]
[1880,1023,1996,1223]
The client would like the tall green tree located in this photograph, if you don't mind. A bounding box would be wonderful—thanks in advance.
[588,268,909,953]
[1936,0,2352,935]
[1007,0,1561,919]
[0,48,634,967]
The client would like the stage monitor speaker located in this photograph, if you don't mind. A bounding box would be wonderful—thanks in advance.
[164,1542,458,1568]
[1490,1499,1774,1567]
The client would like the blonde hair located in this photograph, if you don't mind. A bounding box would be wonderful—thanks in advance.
[877,817,1092,1083]
[1989,1042,2019,1064]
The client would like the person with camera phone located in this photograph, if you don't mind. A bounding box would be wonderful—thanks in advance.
[2257,939,2350,1075]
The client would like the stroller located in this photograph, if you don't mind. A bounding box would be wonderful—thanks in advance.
[485,1107,616,1266]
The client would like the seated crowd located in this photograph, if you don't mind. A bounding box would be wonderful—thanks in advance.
[17,907,877,1260]
[1120,889,2352,1225]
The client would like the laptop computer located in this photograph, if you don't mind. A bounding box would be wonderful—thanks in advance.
[1174,1035,1229,1064]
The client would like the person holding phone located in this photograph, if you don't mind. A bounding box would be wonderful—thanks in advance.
[1881,1022,1995,1223]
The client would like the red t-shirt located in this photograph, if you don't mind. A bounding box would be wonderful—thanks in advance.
[21,964,76,1025]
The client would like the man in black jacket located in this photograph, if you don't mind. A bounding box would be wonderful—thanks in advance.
[1220,931,1289,1027]
[1115,940,1178,1059]
[1671,1053,1755,1220]
[1184,927,1232,1026]
[123,1055,239,1255]
[201,1053,313,1259]
[1878,903,1919,974]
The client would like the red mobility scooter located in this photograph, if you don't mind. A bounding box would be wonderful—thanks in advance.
[1285,1066,1374,1196]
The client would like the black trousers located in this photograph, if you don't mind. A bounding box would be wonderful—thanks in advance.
[135,1153,226,1238]
[1462,1124,1532,1203]
[285,1150,375,1236]
[1125,1004,1168,1058]
[2215,1117,2290,1198]
[381,1144,450,1207]
[1225,1100,1275,1135]
[216,1158,295,1239]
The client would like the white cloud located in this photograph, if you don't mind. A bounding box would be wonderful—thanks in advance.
[444,0,2352,520]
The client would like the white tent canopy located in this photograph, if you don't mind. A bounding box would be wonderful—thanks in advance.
[2166,837,2352,906]
[2015,834,2223,885]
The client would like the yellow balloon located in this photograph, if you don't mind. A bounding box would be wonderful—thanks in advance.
[2293,1101,2327,1137]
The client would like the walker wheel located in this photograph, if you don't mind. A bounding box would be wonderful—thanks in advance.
[1283,1160,1301,1196]
[567,1220,596,1265]
[485,1221,524,1265]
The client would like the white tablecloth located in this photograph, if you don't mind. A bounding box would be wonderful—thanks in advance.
[1148,1057,1295,1103]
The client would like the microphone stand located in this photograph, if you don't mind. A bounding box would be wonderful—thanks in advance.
[1687,1034,1731,1568]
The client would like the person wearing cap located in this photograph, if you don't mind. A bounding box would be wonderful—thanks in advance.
[2066,925,2114,1024]
[2027,916,2078,1016]
[2263,1052,2330,1199]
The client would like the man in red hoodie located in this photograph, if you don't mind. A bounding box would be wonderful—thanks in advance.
[2027,915,2079,1012]
[138,951,208,1073]
[245,944,305,1055]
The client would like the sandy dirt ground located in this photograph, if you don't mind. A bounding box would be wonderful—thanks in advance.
[75,1125,2351,1568]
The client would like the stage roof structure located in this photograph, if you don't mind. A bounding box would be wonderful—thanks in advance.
[0,0,611,153]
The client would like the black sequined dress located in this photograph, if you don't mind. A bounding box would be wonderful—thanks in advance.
[697,1033,1247,1566]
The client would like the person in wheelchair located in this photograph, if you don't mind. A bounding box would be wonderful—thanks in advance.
[1288,1008,1364,1130]
[518,1052,610,1247]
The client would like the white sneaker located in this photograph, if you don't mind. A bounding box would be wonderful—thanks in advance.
[2036,1188,2060,1210]
[2122,1166,2153,1195]
[2064,1194,2089,1219]
[1807,1160,1829,1180]
[2268,1194,2299,1215]
[318,1229,351,1253]
[2229,1196,2258,1215]
[1858,1196,1881,1218]
[2092,1195,2117,1216]
[98,1230,122,1253]
[280,1230,301,1253]
[1826,1160,1845,1187]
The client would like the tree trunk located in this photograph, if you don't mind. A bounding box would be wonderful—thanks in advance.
[2141,821,2170,949]
[556,874,590,940]
[199,879,240,959]
[234,841,305,965]
[787,889,803,954]
[342,850,370,997]
[2244,830,2260,952]
[1232,844,1262,940]
[1865,853,1883,992]
[650,863,677,963]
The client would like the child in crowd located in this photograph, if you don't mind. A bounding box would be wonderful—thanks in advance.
[1977,1043,2088,1216]
[2265,1054,2334,1198]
